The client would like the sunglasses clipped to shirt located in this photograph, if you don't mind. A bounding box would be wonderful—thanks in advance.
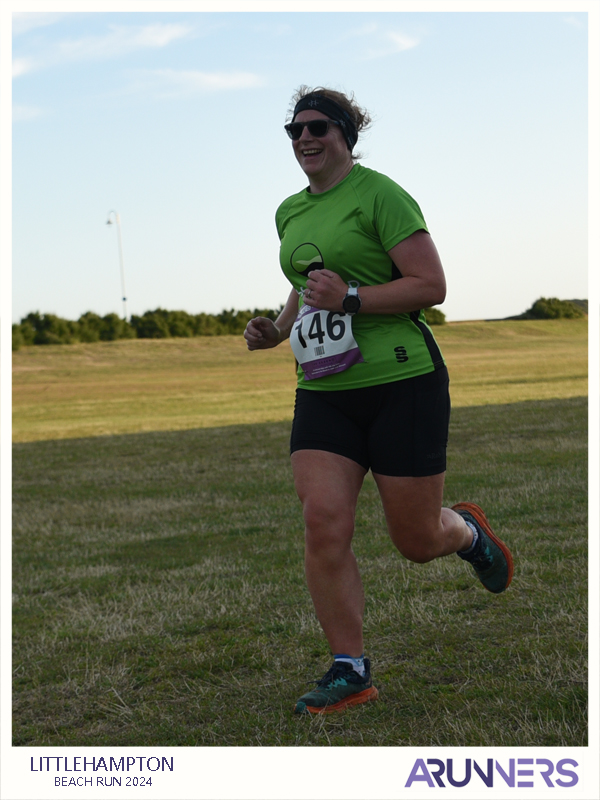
[284,119,342,140]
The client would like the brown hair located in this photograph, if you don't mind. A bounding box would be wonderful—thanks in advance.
[287,85,372,160]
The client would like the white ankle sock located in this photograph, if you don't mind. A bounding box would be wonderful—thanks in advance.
[459,520,479,554]
[334,653,365,676]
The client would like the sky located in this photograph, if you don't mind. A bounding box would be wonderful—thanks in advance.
[5,5,592,324]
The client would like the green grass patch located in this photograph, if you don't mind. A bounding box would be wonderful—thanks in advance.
[13,397,587,746]
[12,319,587,442]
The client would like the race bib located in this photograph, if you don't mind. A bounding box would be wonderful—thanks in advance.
[289,304,364,381]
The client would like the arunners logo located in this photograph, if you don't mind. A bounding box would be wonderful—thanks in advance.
[291,243,324,277]
[405,758,579,789]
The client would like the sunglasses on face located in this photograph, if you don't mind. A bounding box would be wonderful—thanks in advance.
[284,119,341,141]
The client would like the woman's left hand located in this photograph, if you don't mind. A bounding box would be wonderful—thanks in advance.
[304,269,346,312]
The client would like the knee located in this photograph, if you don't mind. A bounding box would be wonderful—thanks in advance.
[399,543,437,564]
[390,527,441,564]
[302,501,354,560]
[302,497,351,537]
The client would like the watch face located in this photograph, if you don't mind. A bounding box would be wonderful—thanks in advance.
[343,294,361,314]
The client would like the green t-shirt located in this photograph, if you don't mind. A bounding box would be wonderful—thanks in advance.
[276,163,445,390]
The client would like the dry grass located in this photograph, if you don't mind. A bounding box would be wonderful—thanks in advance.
[12,319,588,746]
[12,318,587,442]
[12,397,587,747]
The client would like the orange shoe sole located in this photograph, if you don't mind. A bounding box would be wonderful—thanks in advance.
[302,686,379,715]
[452,501,514,590]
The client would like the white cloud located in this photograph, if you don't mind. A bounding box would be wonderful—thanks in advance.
[364,31,421,59]
[12,58,36,78]
[12,23,193,78]
[339,22,380,41]
[128,69,265,98]
[387,31,420,52]
[12,12,66,37]
[56,24,192,61]
[337,21,420,59]
[13,105,43,122]
[563,16,585,30]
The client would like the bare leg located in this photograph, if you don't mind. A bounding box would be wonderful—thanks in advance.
[291,450,367,656]
[373,472,473,562]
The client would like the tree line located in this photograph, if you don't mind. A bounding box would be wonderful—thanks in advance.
[509,297,587,321]
[11,305,448,351]
[12,307,281,350]
[12,298,584,351]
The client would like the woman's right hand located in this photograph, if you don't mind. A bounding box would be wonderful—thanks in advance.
[244,317,282,351]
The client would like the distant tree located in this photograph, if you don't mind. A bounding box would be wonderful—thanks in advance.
[12,325,25,351]
[252,307,282,322]
[569,299,588,314]
[130,309,171,338]
[523,297,586,320]
[424,307,446,325]
[13,305,286,346]
[217,308,240,334]
[20,312,79,345]
[193,313,227,336]
[166,310,195,338]
[99,313,135,340]
[13,319,36,349]
[77,311,103,342]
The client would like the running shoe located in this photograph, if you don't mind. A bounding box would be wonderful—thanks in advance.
[452,502,514,594]
[294,658,378,715]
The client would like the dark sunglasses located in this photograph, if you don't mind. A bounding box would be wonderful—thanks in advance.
[284,119,341,141]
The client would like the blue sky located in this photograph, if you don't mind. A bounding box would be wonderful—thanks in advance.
[8,8,591,323]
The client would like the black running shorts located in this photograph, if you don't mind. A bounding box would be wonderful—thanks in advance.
[290,366,450,477]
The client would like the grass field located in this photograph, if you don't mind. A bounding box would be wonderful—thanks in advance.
[12,320,588,747]
[12,318,587,442]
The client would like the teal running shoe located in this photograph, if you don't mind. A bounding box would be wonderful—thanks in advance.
[453,502,514,594]
[294,659,378,715]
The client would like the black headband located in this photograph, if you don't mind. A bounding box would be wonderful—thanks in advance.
[292,94,359,152]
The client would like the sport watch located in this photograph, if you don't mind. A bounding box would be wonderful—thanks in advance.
[342,281,362,316]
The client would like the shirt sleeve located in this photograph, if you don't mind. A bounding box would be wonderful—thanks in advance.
[369,174,429,252]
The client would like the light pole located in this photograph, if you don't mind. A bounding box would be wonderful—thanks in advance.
[106,210,128,321]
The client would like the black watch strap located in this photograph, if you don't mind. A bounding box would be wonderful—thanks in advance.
[342,281,361,315]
